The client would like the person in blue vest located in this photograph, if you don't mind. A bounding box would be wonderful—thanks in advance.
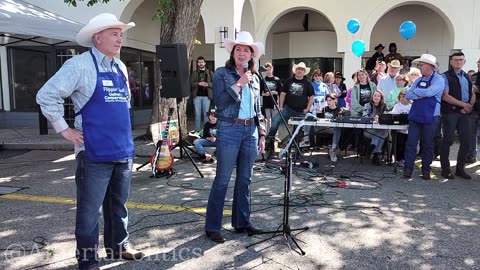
[439,52,476,179]
[403,54,445,180]
[36,14,144,270]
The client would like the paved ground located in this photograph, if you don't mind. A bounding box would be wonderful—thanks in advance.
[0,123,479,270]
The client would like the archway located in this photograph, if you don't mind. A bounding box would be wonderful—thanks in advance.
[240,0,255,38]
[263,8,339,81]
[367,3,454,71]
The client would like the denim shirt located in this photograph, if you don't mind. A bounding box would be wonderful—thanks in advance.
[212,66,266,136]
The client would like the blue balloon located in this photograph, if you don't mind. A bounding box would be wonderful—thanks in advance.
[352,39,366,57]
[399,21,416,40]
[347,19,360,34]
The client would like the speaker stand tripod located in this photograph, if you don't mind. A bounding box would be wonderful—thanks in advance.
[170,98,204,178]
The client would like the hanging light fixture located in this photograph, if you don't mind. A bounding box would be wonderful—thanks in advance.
[219,26,228,48]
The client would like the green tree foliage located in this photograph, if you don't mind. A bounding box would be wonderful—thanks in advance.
[64,0,203,137]
[64,0,123,8]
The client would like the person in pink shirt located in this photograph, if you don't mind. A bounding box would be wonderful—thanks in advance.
[345,72,358,110]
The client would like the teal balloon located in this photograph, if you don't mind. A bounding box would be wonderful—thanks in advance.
[347,19,360,34]
[399,21,416,40]
[352,40,366,57]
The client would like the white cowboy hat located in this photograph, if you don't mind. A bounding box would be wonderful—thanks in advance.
[75,13,135,47]
[225,31,265,61]
[292,62,311,75]
[387,59,403,69]
[412,54,439,69]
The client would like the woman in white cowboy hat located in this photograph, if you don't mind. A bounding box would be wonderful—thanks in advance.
[36,13,143,270]
[205,31,266,243]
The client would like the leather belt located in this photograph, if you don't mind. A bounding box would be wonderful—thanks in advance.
[234,118,254,125]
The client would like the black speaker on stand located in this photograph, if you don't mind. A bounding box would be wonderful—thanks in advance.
[156,44,191,99]
[156,44,203,178]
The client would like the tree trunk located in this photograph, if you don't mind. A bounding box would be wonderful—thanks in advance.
[149,0,203,143]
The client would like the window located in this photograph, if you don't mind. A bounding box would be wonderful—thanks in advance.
[9,48,47,111]
[121,48,156,109]
[140,51,155,106]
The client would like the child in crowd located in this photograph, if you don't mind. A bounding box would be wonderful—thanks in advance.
[386,74,409,110]
[300,69,328,148]
[193,111,217,162]
[363,90,388,165]
[322,93,343,162]
[345,72,358,110]
[391,89,411,167]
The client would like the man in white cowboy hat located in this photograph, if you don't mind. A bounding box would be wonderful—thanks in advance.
[36,13,143,269]
[403,53,445,180]
[439,51,476,179]
[266,62,314,144]
[378,59,402,110]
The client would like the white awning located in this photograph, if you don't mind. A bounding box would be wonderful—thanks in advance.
[0,0,83,45]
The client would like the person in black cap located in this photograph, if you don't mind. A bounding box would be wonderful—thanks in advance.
[365,43,385,72]
[384,42,403,65]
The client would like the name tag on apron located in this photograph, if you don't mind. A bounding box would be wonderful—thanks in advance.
[102,80,114,86]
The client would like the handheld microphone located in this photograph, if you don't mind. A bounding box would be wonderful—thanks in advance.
[243,62,253,85]
[242,62,248,72]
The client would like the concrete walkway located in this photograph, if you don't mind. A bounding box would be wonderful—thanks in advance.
[0,122,479,270]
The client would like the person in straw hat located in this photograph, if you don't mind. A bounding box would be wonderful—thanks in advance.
[378,59,403,109]
[265,61,314,147]
[403,53,445,180]
[205,31,267,243]
[36,13,144,269]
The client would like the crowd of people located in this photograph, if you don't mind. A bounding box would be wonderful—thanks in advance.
[253,51,477,182]
[35,12,480,266]
[189,37,480,181]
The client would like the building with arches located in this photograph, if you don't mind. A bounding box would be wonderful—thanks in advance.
[1,0,479,129]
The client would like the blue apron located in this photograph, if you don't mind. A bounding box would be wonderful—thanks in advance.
[75,51,134,161]
[408,72,438,124]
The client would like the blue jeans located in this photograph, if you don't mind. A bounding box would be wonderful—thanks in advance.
[194,138,216,156]
[268,105,305,137]
[404,116,440,172]
[205,120,258,232]
[364,129,388,153]
[194,96,211,130]
[303,127,341,149]
[440,112,471,170]
[468,111,479,157]
[75,151,132,270]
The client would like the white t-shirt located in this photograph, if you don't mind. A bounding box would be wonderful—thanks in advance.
[391,102,411,114]
[391,102,412,134]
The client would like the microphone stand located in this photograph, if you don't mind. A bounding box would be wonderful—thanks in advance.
[257,66,301,156]
[246,67,308,255]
